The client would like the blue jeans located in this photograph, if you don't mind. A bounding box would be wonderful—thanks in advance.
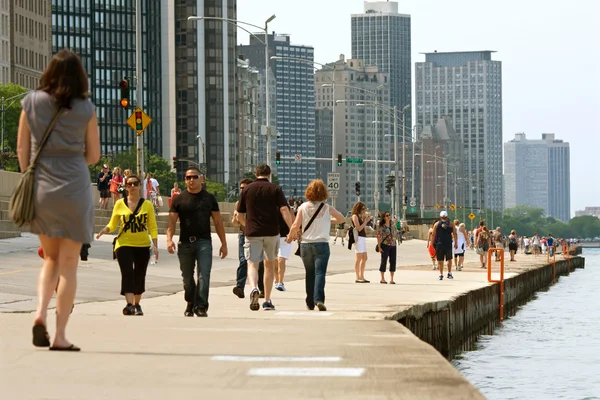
[300,242,330,307]
[177,239,212,310]
[379,244,397,272]
[237,234,264,292]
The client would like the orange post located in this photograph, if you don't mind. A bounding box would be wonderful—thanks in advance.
[487,248,505,322]
[548,250,556,282]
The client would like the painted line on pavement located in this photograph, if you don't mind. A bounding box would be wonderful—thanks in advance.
[247,367,365,377]
[276,311,333,317]
[0,269,25,276]
[212,355,342,362]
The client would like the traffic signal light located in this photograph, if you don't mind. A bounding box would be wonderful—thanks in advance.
[172,157,177,169]
[119,79,130,108]
[276,151,281,165]
[135,109,143,130]
[337,154,342,167]
[355,181,361,196]
[404,196,408,205]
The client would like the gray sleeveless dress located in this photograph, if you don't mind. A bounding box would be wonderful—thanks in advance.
[21,91,95,244]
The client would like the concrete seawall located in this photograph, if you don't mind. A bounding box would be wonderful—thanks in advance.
[389,254,585,360]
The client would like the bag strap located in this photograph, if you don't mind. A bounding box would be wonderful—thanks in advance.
[303,202,325,233]
[30,107,62,169]
[116,198,145,240]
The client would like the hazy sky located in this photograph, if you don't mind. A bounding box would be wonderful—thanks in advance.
[238,0,599,216]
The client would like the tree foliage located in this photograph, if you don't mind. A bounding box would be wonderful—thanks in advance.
[0,84,30,171]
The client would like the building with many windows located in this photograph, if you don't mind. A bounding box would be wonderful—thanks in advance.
[240,32,315,195]
[416,50,503,212]
[163,0,237,184]
[51,0,162,157]
[315,56,390,213]
[235,56,260,179]
[504,133,570,221]
[0,0,51,89]
[351,1,411,125]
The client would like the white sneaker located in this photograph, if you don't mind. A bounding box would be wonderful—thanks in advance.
[432,265,437,270]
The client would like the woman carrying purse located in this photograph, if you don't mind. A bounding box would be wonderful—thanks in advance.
[376,212,399,284]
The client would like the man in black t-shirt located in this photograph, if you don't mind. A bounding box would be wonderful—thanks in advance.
[97,164,111,209]
[166,167,228,317]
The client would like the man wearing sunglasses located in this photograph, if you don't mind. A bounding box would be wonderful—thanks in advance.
[166,167,228,317]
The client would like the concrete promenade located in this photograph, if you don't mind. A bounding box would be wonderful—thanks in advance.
[0,232,556,399]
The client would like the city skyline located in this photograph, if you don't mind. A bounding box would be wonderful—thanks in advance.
[238,0,599,216]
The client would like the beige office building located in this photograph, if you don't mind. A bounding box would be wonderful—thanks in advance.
[315,55,391,214]
[0,0,51,89]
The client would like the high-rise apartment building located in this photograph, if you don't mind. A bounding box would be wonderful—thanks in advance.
[51,0,163,156]
[504,133,570,221]
[0,0,51,89]
[351,1,411,122]
[416,51,503,212]
[315,57,390,213]
[240,33,315,195]
[164,0,237,184]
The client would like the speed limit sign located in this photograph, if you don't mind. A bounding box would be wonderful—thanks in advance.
[327,173,340,195]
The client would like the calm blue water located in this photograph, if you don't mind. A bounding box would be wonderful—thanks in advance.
[454,249,600,400]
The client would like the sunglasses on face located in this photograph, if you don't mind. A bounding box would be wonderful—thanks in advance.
[185,175,200,180]
[126,181,140,186]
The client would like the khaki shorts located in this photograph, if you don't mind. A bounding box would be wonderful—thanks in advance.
[246,235,280,263]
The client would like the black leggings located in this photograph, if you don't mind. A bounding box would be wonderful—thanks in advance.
[116,246,151,296]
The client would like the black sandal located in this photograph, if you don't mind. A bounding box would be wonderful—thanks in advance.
[32,323,50,347]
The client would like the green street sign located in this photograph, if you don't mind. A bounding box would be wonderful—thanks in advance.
[346,157,364,164]
[408,207,417,213]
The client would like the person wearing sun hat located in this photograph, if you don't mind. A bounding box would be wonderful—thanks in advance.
[430,210,458,280]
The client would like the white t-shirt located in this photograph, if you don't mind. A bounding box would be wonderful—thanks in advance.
[298,201,330,243]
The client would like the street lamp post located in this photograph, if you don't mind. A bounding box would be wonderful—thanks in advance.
[400,104,410,221]
[188,14,276,177]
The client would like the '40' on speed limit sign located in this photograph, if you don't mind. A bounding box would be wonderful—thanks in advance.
[327,173,340,193]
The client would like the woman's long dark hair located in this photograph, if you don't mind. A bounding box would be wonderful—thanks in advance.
[378,212,390,228]
[37,49,89,109]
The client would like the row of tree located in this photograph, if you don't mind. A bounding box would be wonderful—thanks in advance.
[414,205,600,239]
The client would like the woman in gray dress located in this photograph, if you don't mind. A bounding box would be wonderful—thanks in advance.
[17,49,100,351]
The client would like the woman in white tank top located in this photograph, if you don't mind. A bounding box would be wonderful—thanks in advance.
[286,180,345,311]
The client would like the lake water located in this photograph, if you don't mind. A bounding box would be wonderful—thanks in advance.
[454,248,600,400]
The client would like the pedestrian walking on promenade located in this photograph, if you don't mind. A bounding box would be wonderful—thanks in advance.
[166,168,228,317]
[508,230,518,261]
[236,164,293,311]
[96,174,158,316]
[426,222,437,269]
[109,167,123,207]
[351,202,372,283]
[453,223,469,271]
[376,212,399,284]
[231,178,264,299]
[287,180,345,311]
[20,49,100,351]
[431,211,458,280]
[275,203,293,291]
[476,226,491,268]
[332,220,345,246]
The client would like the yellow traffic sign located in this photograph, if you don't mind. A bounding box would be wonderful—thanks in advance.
[435,204,440,209]
[450,204,456,211]
[468,213,476,220]
[127,107,152,136]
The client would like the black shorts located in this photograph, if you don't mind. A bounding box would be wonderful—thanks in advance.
[508,243,518,251]
[99,189,111,199]
[435,244,453,262]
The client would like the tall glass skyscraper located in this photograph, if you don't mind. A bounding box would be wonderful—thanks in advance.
[415,51,503,212]
[240,33,316,195]
[351,1,411,122]
[51,0,162,156]
[167,0,237,184]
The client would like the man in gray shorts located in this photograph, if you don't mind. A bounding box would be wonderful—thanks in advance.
[236,164,293,311]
